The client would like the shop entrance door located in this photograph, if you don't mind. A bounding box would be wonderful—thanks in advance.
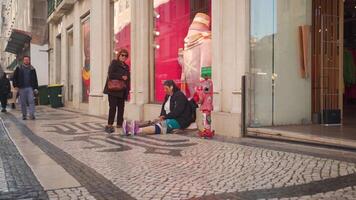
[312,0,343,124]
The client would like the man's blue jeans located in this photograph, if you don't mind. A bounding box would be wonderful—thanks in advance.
[19,87,35,117]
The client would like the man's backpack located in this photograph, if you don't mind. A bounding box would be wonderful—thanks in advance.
[188,99,198,122]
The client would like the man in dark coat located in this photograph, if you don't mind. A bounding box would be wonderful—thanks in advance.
[0,70,11,112]
[13,56,39,120]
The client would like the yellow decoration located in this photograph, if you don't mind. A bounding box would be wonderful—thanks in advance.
[82,69,90,81]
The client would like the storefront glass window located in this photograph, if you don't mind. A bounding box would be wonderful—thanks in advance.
[153,0,211,102]
[250,0,312,126]
[113,0,131,64]
[81,17,90,103]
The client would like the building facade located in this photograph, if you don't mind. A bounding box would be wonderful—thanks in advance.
[48,0,354,143]
[1,0,48,86]
[47,0,248,137]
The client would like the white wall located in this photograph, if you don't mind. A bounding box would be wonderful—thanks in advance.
[211,0,249,137]
[274,0,312,125]
[30,44,49,85]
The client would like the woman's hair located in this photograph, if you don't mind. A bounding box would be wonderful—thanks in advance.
[163,80,180,93]
[116,48,129,59]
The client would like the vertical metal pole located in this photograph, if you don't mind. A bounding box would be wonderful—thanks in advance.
[241,75,246,136]
[320,16,324,124]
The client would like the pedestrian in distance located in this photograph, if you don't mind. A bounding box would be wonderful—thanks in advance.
[0,70,11,113]
[103,48,130,133]
[13,56,39,120]
[7,73,17,109]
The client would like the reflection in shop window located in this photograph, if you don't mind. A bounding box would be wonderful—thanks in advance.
[153,0,211,102]
[114,0,131,59]
[81,17,90,103]
[249,0,313,126]
[113,0,131,100]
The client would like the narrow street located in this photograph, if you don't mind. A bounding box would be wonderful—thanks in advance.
[0,107,356,200]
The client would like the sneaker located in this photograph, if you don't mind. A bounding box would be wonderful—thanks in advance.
[131,120,139,135]
[29,115,35,120]
[105,125,115,134]
[1,109,6,113]
[22,115,27,120]
[122,120,130,135]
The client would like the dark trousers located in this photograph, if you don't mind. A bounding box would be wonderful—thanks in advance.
[108,95,125,126]
[0,96,7,109]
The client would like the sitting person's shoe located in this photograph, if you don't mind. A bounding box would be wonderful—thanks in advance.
[1,109,6,113]
[105,125,115,134]
[122,120,130,135]
[131,120,140,135]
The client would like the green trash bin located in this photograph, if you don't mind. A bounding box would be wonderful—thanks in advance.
[38,85,49,105]
[48,84,64,108]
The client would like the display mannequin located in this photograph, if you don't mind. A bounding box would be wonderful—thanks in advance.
[181,13,212,98]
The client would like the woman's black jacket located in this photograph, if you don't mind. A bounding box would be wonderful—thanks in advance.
[103,60,130,100]
[160,90,193,129]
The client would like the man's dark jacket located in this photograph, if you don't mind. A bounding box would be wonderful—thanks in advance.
[13,65,38,89]
[160,90,193,129]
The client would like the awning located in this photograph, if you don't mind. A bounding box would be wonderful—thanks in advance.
[6,59,18,70]
[5,29,32,54]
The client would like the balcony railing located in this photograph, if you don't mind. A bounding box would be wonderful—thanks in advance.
[47,0,55,16]
[47,0,76,21]
[56,0,63,6]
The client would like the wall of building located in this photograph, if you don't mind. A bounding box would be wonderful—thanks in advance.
[211,0,249,137]
[48,0,250,138]
[30,44,49,85]
[49,0,90,111]
[0,0,48,86]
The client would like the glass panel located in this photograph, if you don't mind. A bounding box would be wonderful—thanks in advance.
[81,17,90,103]
[113,0,131,100]
[67,30,74,102]
[273,0,312,125]
[113,0,131,64]
[250,0,275,126]
[250,0,312,127]
[153,0,211,102]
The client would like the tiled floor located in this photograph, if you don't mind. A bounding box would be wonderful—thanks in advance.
[1,106,356,199]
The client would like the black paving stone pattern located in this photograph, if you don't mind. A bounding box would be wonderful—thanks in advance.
[3,113,135,200]
[191,173,356,200]
[0,116,48,200]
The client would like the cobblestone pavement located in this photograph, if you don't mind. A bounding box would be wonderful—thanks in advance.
[0,116,48,199]
[0,157,8,193]
[1,106,356,199]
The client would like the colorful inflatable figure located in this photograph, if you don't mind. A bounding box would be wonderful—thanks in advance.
[193,66,214,138]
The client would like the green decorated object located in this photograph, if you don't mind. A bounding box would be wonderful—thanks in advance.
[201,66,212,78]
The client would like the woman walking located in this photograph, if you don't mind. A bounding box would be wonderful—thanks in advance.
[103,49,130,133]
